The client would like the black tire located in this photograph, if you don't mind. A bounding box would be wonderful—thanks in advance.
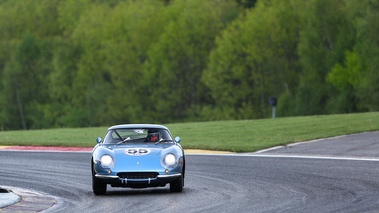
[170,172,184,193]
[92,173,107,195]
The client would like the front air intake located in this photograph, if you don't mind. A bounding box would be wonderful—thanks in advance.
[117,172,158,179]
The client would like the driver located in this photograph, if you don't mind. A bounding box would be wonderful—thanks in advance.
[146,130,160,142]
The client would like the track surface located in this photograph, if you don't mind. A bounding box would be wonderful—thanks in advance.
[1,132,379,212]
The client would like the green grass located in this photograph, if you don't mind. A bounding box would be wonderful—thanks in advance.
[0,112,378,152]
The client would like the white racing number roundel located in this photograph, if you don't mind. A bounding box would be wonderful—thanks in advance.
[124,148,151,156]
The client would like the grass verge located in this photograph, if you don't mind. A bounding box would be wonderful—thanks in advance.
[0,112,378,152]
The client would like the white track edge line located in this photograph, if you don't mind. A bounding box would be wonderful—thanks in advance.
[187,153,379,161]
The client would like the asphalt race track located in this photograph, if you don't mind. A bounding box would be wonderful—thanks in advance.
[1,131,379,212]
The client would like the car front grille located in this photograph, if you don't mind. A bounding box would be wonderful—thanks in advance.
[118,172,158,179]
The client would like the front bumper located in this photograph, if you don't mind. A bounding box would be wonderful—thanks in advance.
[95,173,182,187]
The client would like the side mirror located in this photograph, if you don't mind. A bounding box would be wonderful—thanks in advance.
[96,137,102,144]
[174,136,181,143]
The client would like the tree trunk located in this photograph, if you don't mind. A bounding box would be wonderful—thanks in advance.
[16,88,27,130]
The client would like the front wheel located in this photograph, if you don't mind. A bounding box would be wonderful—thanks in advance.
[92,173,107,195]
[170,173,184,192]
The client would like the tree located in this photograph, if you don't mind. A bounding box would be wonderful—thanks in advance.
[44,39,82,127]
[57,0,92,38]
[67,3,113,127]
[0,0,62,129]
[296,0,357,115]
[235,0,257,9]
[355,0,379,111]
[1,33,51,129]
[327,50,363,113]
[101,0,168,124]
[203,0,304,120]
[144,0,239,122]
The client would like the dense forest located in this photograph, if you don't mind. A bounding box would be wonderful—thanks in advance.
[0,0,378,130]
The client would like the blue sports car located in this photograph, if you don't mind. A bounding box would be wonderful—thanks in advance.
[91,124,185,195]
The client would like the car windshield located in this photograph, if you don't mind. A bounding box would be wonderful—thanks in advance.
[103,128,173,144]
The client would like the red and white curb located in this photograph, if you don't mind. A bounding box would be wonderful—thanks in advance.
[0,146,93,152]
[0,187,56,213]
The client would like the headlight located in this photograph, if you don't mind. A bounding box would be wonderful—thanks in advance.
[99,154,115,169]
[161,153,177,169]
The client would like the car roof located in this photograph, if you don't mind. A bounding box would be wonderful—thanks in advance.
[107,124,169,131]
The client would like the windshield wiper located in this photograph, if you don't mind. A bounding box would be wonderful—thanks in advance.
[155,138,172,145]
[117,137,145,145]
[117,137,132,145]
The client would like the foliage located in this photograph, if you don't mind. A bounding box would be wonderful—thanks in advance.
[235,0,257,9]
[203,0,303,120]
[1,33,52,129]
[145,0,239,123]
[0,0,378,130]
[354,0,379,111]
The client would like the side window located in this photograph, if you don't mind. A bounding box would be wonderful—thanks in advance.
[103,131,115,144]
[160,130,172,140]
[111,131,122,143]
